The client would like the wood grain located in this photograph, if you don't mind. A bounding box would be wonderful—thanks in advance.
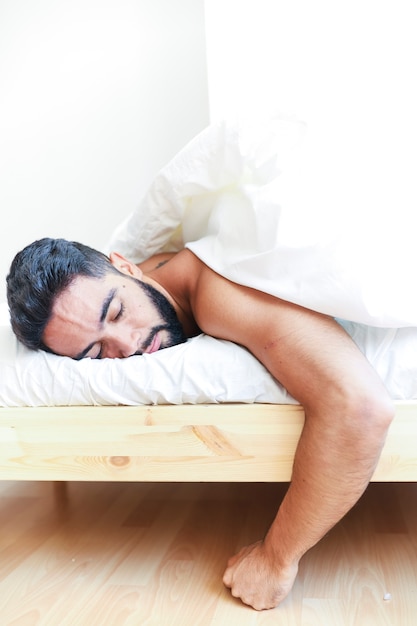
[0,480,416,624]
[0,402,416,482]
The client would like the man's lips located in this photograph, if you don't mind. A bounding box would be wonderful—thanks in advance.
[143,331,161,354]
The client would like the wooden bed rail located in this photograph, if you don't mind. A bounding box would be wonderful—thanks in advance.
[0,402,415,482]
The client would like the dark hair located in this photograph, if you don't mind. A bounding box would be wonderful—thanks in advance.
[6,238,116,351]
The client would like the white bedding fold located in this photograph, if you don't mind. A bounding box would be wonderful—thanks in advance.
[107,118,417,328]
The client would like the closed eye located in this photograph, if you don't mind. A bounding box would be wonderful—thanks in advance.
[93,305,124,358]
[75,341,102,360]
[94,345,103,359]
[114,302,124,321]
[94,303,124,359]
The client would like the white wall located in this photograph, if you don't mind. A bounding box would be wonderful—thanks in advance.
[204,1,417,228]
[204,0,417,123]
[0,0,209,302]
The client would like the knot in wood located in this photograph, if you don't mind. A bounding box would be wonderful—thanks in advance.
[109,456,130,467]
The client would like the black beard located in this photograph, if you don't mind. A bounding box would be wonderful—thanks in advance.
[137,279,187,352]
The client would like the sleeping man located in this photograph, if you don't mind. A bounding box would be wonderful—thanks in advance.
[7,236,394,611]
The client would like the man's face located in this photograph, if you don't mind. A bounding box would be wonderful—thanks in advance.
[42,270,186,359]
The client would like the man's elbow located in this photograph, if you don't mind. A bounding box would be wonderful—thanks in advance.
[360,391,394,434]
[340,387,395,448]
[307,380,395,446]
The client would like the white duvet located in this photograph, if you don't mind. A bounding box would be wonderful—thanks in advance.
[2,119,417,406]
[108,118,417,328]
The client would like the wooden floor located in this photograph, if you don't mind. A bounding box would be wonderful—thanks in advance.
[0,481,416,625]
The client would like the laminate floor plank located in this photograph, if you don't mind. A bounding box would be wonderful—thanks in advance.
[0,481,416,625]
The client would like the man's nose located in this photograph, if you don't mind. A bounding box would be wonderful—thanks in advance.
[107,327,140,358]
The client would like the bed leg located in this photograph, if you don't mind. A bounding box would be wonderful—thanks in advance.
[53,481,68,509]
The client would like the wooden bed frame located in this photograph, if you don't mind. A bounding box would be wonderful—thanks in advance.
[0,401,415,482]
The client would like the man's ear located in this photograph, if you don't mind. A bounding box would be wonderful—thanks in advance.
[109,252,143,279]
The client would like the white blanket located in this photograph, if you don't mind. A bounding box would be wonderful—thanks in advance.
[108,118,417,328]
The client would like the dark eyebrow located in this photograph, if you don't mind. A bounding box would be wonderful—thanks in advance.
[100,287,117,324]
[75,287,117,360]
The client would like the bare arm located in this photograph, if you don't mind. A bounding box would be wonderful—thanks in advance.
[193,273,394,610]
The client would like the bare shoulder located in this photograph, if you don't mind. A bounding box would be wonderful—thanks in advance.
[158,250,388,408]
[189,255,286,342]
[137,252,177,273]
